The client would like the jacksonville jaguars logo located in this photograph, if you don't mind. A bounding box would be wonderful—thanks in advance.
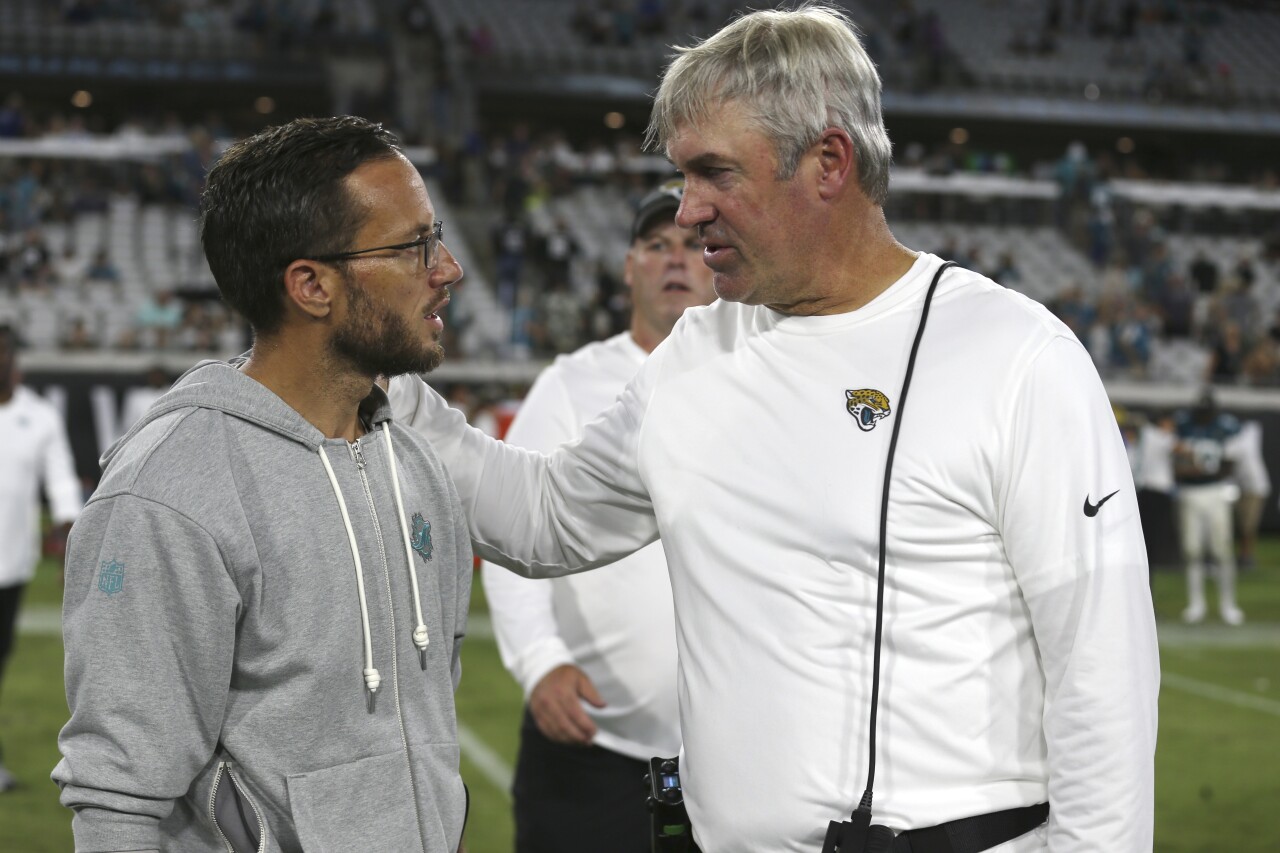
[410,513,434,562]
[846,389,892,432]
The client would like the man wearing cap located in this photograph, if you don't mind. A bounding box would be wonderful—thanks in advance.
[479,181,714,852]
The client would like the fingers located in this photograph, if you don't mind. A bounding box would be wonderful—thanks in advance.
[578,673,606,709]
[528,665,603,745]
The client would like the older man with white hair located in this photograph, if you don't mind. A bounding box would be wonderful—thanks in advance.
[392,6,1158,851]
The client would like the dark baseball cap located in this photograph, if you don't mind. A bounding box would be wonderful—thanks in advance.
[630,179,685,242]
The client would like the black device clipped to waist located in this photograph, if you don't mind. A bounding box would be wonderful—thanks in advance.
[646,756,693,853]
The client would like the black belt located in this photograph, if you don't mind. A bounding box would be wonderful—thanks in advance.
[893,802,1049,853]
[690,802,1047,853]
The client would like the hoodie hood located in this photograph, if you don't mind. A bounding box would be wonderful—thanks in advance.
[104,356,393,468]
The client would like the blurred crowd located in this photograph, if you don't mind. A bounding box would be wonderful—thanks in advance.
[553,0,1277,107]
[556,0,966,94]
[41,0,383,51]
[1035,139,1280,386]
[442,120,1280,382]
[3,87,1280,373]
[0,106,242,352]
[1007,0,1246,105]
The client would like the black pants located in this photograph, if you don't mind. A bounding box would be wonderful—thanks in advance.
[512,708,652,853]
[0,583,24,689]
[1137,488,1180,572]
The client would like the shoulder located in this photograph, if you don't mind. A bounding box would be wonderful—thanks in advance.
[13,386,63,424]
[95,406,237,505]
[677,299,749,333]
[387,418,454,477]
[546,333,642,384]
[942,264,1071,340]
[933,263,1082,365]
[657,300,758,360]
[386,373,431,420]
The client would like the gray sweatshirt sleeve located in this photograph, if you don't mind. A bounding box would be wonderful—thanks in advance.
[451,505,470,693]
[53,494,240,852]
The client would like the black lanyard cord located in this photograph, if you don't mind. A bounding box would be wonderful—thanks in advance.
[857,260,956,814]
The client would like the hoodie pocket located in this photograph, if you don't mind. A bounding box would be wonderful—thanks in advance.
[287,751,426,853]
[210,761,267,853]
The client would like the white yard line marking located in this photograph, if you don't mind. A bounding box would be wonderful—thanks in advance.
[16,605,61,636]
[1157,621,1280,649]
[457,722,513,800]
[1162,672,1280,717]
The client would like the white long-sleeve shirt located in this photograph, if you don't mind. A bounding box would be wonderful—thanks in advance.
[481,332,681,760]
[0,385,83,586]
[1228,419,1270,496]
[390,252,1159,852]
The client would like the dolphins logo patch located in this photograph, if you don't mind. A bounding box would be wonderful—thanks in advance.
[410,513,434,562]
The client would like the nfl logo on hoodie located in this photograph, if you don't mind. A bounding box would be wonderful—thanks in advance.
[98,559,125,596]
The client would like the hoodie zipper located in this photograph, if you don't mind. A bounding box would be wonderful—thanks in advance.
[208,761,268,853]
[349,436,430,853]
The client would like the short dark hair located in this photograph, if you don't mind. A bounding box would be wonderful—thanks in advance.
[199,115,403,336]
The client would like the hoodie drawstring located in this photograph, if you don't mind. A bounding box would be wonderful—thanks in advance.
[318,428,435,709]
[318,447,382,711]
[381,424,431,670]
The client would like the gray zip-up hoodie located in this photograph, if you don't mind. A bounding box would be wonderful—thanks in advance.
[53,359,473,853]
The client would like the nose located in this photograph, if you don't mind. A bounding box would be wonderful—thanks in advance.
[675,185,713,230]
[431,241,463,288]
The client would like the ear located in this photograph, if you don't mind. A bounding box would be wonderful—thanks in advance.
[283,259,337,320]
[622,246,637,291]
[814,127,856,201]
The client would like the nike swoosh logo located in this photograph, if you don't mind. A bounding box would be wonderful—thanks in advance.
[1083,490,1120,517]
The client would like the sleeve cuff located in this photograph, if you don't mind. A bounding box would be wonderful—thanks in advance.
[70,807,161,853]
[511,638,576,699]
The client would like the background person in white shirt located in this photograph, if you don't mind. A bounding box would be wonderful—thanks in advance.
[0,324,83,792]
[482,180,715,853]
[390,6,1159,850]
[1134,412,1180,572]
[1227,418,1270,572]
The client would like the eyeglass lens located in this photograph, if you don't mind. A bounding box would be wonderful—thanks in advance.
[425,222,443,269]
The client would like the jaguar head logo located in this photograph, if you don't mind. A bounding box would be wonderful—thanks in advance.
[846,389,891,432]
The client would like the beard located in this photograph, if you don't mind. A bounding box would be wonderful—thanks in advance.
[330,273,445,377]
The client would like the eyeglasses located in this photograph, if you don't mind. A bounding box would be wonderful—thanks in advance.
[313,221,444,270]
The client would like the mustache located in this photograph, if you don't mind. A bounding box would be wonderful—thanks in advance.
[427,287,451,311]
[697,227,727,246]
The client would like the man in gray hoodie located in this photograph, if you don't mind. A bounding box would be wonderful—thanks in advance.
[54,116,472,853]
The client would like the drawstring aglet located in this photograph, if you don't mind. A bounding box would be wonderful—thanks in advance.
[364,667,381,714]
[413,626,430,671]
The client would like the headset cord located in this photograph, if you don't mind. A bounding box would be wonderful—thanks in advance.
[856,260,956,817]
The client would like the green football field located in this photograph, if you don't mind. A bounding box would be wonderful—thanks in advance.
[3,543,1279,852]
